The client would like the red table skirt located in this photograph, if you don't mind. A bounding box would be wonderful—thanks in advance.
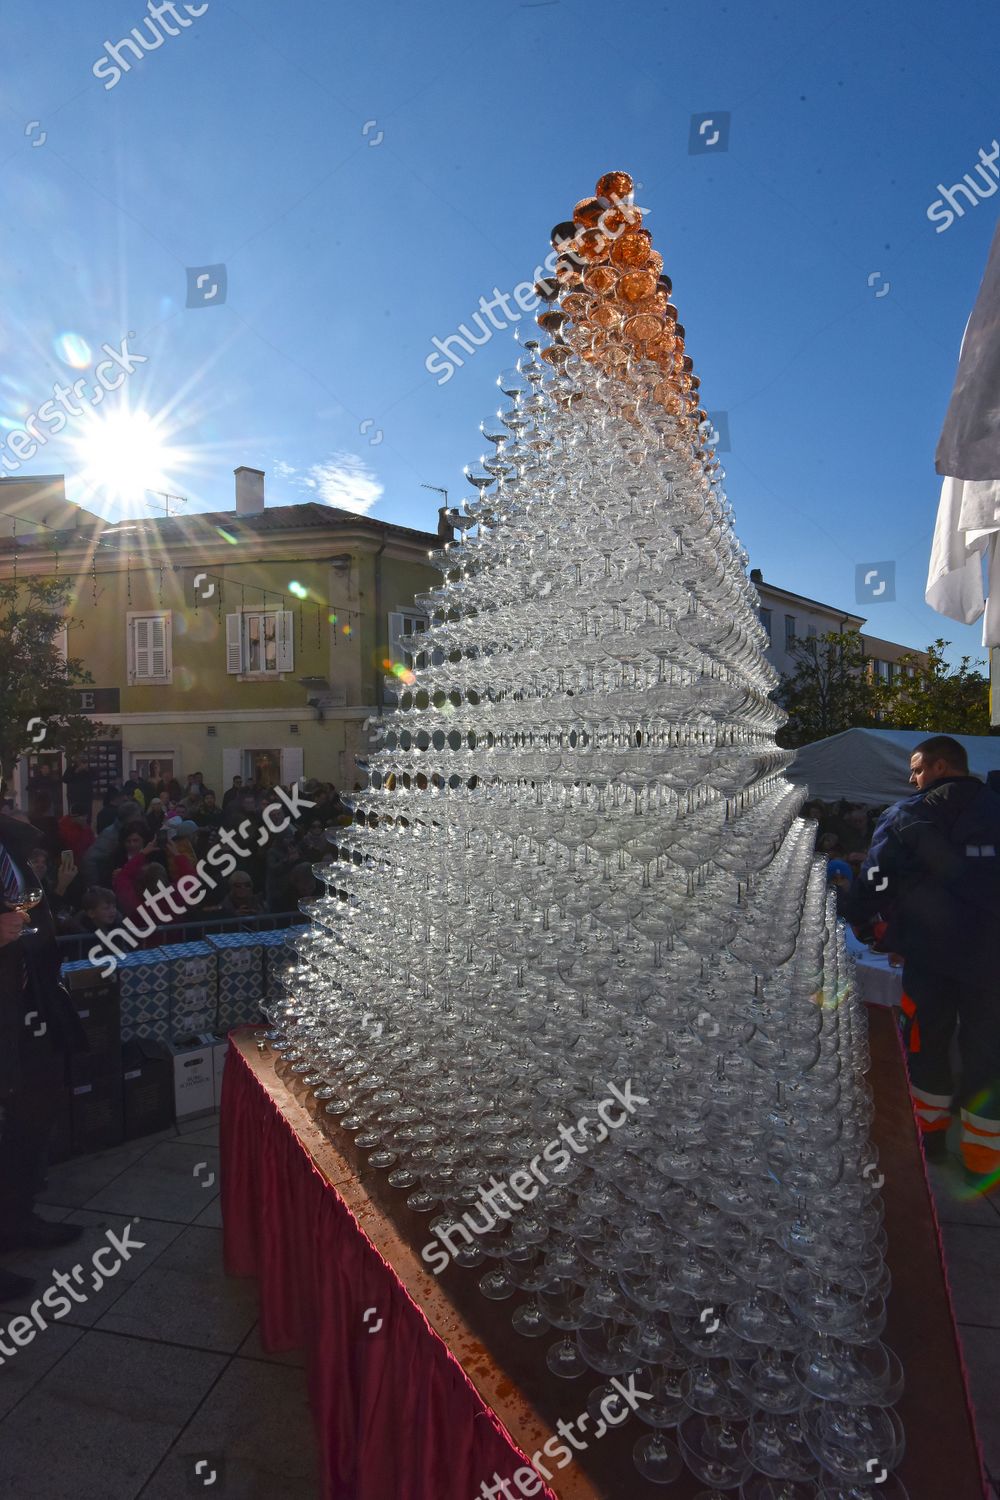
[221,1013,989,1500]
[220,1037,564,1500]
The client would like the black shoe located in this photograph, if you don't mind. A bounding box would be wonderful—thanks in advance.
[923,1132,950,1164]
[0,1268,37,1303]
[0,1216,85,1252]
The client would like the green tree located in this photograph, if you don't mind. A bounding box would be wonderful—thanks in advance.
[0,578,105,780]
[776,631,887,747]
[881,639,989,735]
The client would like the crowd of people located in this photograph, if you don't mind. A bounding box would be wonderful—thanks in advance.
[12,761,351,944]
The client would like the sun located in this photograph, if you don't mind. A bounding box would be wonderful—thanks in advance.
[70,407,179,507]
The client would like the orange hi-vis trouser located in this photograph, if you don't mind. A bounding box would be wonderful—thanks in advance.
[901,967,1000,1179]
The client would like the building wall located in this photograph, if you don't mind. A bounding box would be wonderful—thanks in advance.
[753,580,925,683]
[3,505,441,802]
[755,583,859,679]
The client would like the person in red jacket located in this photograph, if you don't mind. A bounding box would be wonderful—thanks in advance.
[57,803,96,866]
[113,831,196,923]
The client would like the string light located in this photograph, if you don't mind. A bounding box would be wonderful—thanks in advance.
[0,553,367,624]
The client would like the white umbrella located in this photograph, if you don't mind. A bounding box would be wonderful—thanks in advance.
[928,219,1000,722]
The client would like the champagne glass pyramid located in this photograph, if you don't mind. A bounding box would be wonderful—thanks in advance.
[273,171,903,1495]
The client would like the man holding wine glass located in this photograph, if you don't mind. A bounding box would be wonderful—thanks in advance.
[0,792,87,1303]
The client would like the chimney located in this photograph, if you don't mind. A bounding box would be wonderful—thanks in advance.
[750,567,763,584]
[437,506,455,543]
[234,466,265,516]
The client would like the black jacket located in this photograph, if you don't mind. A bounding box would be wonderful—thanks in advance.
[0,816,87,1094]
[848,776,1000,983]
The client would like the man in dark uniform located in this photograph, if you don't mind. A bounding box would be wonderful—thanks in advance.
[0,797,87,1301]
[849,735,1000,1188]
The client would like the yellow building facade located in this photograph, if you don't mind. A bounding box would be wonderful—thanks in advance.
[0,470,445,804]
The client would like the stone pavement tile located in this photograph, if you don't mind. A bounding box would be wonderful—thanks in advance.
[0,1329,226,1500]
[939,1224,1000,1328]
[138,1357,317,1500]
[180,1120,221,1149]
[81,1140,220,1225]
[0,1322,85,1423]
[0,1211,184,1330]
[926,1158,1000,1227]
[176,1110,218,1136]
[193,1193,223,1229]
[96,1225,256,1353]
[39,1131,178,1210]
[0,1202,74,1258]
[956,1326,1000,1484]
[237,1321,306,1368]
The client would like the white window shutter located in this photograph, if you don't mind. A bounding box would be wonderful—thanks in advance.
[134,618,151,678]
[149,617,166,678]
[53,626,68,666]
[226,614,243,673]
[222,747,241,788]
[277,611,294,672]
[280,747,304,787]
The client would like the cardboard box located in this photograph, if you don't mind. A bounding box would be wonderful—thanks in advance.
[162,941,218,1037]
[71,1074,125,1153]
[122,1038,175,1139]
[169,1034,216,1119]
[117,948,171,1043]
[207,932,265,1030]
[62,965,122,1083]
[259,925,309,1001]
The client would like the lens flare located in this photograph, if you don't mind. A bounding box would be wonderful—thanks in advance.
[54,333,91,369]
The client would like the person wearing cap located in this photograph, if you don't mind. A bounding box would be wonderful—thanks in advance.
[165,816,200,845]
[221,870,264,917]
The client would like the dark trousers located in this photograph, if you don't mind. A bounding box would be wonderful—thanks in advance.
[902,964,1000,1121]
[0,1059,66,1235]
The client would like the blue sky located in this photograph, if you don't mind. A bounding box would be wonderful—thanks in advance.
[1,0,997,664]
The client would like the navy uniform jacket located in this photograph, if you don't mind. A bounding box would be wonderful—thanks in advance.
[847,775,1000,985]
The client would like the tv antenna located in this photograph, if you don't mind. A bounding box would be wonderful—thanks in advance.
[146,490,188,517]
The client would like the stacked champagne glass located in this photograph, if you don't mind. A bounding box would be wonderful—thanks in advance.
[268,172,905,1498]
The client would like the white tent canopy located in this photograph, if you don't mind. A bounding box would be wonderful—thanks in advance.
[786,728,1000,807]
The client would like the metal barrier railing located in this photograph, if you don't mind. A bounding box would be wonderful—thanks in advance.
[56,911,306,964]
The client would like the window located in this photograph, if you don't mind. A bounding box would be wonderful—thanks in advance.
[226,611,293,676]
[127,612,172,683]
[131,754,174,783]
[243,748,281,787]
[389,610,429,668]
[807,625,817,640]
[784,614,796,651]
[759,608,772,641]
[230,747,303,788]
[53,625,68,667]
